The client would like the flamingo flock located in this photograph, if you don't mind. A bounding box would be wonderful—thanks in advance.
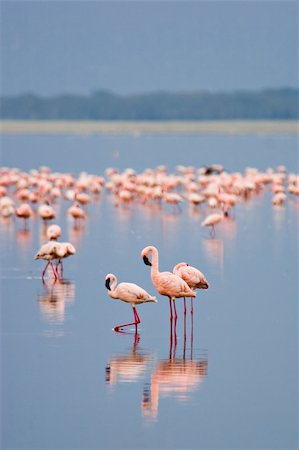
[0,163,298,329]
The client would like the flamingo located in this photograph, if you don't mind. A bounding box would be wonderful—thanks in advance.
[15,203,33,229]
[35,241,76,281]
[67,202,87,227]
[201,212,223,238]
[173,262,209,315]
[141,246,196,321]
[105,273,157,332]
[38,202,56,224]
[46,224,62,241]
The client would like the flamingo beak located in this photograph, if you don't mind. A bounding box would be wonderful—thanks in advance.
[201,280,209,289]
[105,278,111,290]
[105,365,111,383]
[143,255,152,266]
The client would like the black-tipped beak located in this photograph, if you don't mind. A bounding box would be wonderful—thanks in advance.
[105,278,111,290]
[143,255,152,266]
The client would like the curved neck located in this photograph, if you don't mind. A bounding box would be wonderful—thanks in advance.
[149,246,159,277]
[173,262,186,275]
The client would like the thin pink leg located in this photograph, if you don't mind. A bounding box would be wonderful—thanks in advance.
[169,315,173,359]
[42,261,50,279]
[183,297,187,315]
[50,262,58,280]
[173,299,177,320]
[169,297,173,320]
[191,297,194,316]
[191,302,194,360]
[173,315,177,355]
[183,308,187,360]
[56,260,63,277]
[114,305,139,332]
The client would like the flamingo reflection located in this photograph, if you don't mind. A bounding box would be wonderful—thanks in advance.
[37,279,75,324]
[142,316,208,420]
[105,333,153,386]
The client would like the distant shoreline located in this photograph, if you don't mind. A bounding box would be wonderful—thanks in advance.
[0,120,298,135]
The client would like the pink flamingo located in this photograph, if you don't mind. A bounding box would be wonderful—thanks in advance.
[173,262,209,315]
[67,202,87,227]
[35,241,76,281]
[201,212,223,238]
[15,203,33,229]
[46,224,62,241]
[35,241,60,281]
[105,273,157,333]
[141,246,196,322]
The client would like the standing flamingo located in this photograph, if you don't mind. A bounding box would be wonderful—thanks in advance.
[15,203,33,229]
[105,273,157,332]
[35,241,60,281]
[201,212,223,238]
[35,241,76,281]
[141,246,196,322]
[173,262,209,315]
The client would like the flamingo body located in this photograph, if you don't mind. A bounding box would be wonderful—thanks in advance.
[105,273,156,332]
[173,262,209,290]
[35,241,76,280]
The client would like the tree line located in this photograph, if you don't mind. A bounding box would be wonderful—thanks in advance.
[0,88,298,120]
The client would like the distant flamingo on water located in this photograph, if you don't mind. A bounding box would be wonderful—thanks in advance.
[35,241,76,281]
[141,246,196,322]
[173,262,209,315]
[201,212,223,238]
[105,273,157,333]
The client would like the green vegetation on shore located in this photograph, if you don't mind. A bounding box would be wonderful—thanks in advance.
[0,88,298,120]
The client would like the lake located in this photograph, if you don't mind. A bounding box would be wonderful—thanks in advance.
[0,130,298,450]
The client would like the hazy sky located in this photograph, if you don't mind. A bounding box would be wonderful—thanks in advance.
[1,1,298,96]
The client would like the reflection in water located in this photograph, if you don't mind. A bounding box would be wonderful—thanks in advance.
[272,204,286,231]
[105,333,153,386]
[16,229,32,253]
[221,216,237,240]
[202,238,224,275]
[142,317,208,420]
[67,222,86,247]
[37,279,75,324]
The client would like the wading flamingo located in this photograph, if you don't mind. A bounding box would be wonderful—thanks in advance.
[141,246,196,321]
[201,212,223,238]
[35,241,76,281]
[105,273,157,332]
[173,262,209,315]
[46,224,62,241]
[15,203,33,229]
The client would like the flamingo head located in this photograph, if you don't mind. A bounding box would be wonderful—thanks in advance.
[105,276,111,290]
[200,279,209,289]
[143,255,152,266]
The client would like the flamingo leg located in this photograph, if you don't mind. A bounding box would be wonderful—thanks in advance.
[173,315,177,354]
[42,261,50,279]
[183,297,187,315]
[50,262,58,280]
[183,306,187,360]
[114,305,140,332]
[173,299,177,320]
[56,260,63,277]
[191,297,194,315]
[169,297,173,320]
[190,301,194,360]
[169,316,173,359]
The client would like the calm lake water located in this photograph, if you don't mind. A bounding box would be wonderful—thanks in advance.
[1,132,298,450]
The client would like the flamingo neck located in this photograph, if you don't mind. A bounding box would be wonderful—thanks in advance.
[149,247,159,278]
